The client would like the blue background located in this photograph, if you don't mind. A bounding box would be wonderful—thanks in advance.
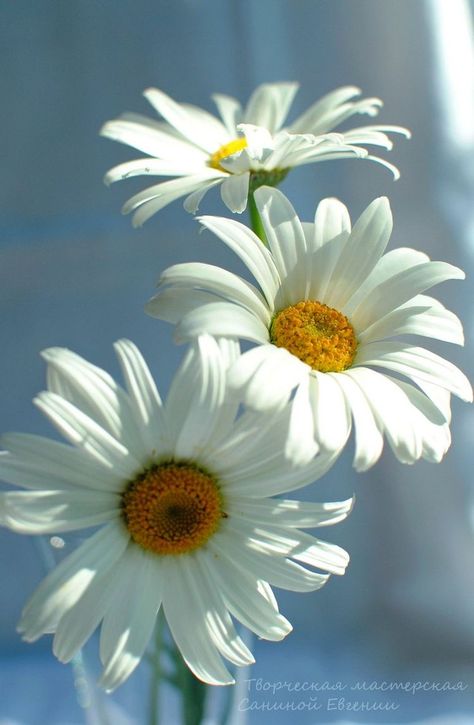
[0,1,473,723]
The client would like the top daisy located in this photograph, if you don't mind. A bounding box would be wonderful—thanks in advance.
[101,82,410,226]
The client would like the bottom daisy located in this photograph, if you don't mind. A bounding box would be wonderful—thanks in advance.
[0,336,351,691]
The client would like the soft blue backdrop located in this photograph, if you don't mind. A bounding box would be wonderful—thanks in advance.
[1,1,473,723]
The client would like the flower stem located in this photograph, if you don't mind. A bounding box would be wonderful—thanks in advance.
[149,610,165,725]
[177,653,207,725]
[248,192,268,246]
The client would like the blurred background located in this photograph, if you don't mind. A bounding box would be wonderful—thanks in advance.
[0,1,473,723]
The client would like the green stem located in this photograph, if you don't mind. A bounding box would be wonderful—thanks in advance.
[148,611,165,725]
[248,192,268,246]
[176,653,208,725]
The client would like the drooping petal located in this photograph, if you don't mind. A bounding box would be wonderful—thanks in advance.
[99,546,164,692]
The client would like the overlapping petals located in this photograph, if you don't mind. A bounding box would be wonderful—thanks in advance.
[0,336,351,690]
[101,82,409,225]
[147,187,471,469]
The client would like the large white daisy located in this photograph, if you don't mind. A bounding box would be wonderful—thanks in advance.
[101,82,410,226]
[147,188,472,470]
[0,336,351,690]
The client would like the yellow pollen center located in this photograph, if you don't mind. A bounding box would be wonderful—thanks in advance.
[209,137,248,170]
[270,300,357,373]
[121,463,224,555]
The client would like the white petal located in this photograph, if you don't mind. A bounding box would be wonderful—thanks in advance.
[346,367,424,463]
[185,553,255,666]
[226,495,354,529]
[42,347,145,458]
[34,392,141,478]
[332,372,383,471]
[162,557,234,685]
[158,262,271,324]
[99,546,163,692]
[220,172,250,213]
[208,540,292,640]
[285,376,319,464]
[197,215,281,304]
[104,157,205,184]
[243,83,299,133]
[175,302,270,344]
[123,175,224,227]
[228,345,309,411]
[309,373,351,453]
[212,93,243,135]
[100,118,208,163]
[113,340,168,456]
[183,178,223,213]
[170,337,227,459]
[254,187,307,298]
[0,434,122,492]
[146,287,219,324]
[289,86,362,133]
[19,523,128,642]
[351,261,465,332]
[216,526,329,592]
[354,342,473,402]
[344,247,429,314]
[144,88,228,152]
[53,553,128,663]
[1,489,119,534]
[359,298,464,346]
[324,197,393,309]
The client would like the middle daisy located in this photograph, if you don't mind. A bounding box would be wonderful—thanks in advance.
[147,187,472,470]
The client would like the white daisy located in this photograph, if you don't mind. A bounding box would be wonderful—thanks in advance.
[101,82,410,226]
[146,188,472,470]
[0,336,351,691]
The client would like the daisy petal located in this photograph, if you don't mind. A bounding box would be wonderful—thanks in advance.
[19,523,128,642]
[244,82,299,133]
[175,302,270,345]
[220,172,250,213]
[0,490,119,534]
[99,547,163,692]
[324,197,393,309]
[162,558,234,685]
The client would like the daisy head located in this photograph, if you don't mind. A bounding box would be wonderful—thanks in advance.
[147,188,472,470]
[0,336,351,690]
[101,82,410,226]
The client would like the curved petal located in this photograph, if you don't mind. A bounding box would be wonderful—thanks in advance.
[99,546,163,692]
[196,215,281,304]
[351,261,465,332]
[309,373,352,453]
[227,344,309,411]
[254,187,307,297]
[144,88,228,152]
[158,262,271,324]
[162,557,234,685]
[354,342,473,402]
[19,524,129,642]
[226,496,354,529]
[332,372,383,471]
[0,434,123,492]
[175,302,270,344]
[34,392,141,478]
[243,82,299,133]
[324,197,393,310]
[0,489,119,534]
[220,172,250,213]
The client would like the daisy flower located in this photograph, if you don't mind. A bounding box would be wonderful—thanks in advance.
[146,188,472,470]
[101,82,410,226]
[0,336,351,690]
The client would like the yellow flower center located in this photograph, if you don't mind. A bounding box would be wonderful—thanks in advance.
[121,463,225,555]
[209,137,248,170]
[270,300,357,373]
